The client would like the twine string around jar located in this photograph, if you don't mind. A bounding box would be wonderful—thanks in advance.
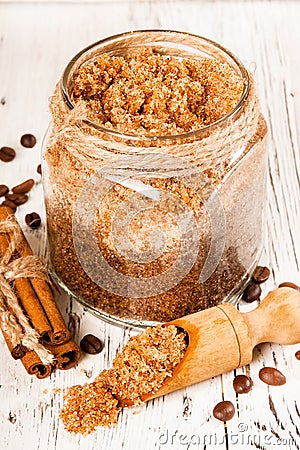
[49,76,261,177]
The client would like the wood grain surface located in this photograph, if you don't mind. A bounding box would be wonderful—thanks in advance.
[0,1,300,449]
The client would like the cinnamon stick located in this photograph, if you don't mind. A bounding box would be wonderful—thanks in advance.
[29,279,70,345]
[0,206,70,346]
[0,294,26,359]
[14,278,53,343]
[0,216,52,342]
[49,340,81,370]
[0,205,81,377]
[21,351,53,379]
[1,303,80,377]
[2,327,52,378]
[0,220,38,357]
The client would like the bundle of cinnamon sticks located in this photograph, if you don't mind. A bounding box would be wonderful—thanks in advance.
[0,205,81,378]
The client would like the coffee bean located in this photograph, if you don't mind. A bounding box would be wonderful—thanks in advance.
[279,282,300,292]
[14,194,29,205]
[233,375,253,394]
[1,199,17,212]
[5,193,28,205]
[20,133,36,148]
[252,266,270,284]
[259,367,286,386]
[295,350,300,360]
[242,282,261,303]
[12,179,34,194]
[25,212,41,229]
[213,401,235,422]
[0,184,9,197]
[0,146,16,162]
[37,164,42,175]
[80,334,104,354]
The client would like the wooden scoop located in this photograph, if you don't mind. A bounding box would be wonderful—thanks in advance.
[142,286,300,401]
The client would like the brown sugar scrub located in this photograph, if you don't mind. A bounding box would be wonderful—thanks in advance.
[43,31,268,325]
[60,324,187,434]
[71,47,244,136]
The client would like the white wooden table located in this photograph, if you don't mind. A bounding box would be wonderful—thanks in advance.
[1,1,300,449]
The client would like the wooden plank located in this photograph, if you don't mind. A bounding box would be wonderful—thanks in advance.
[0,1,300,449]
[220,2,300,449]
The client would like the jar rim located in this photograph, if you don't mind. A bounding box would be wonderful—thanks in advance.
[60,29,250,142]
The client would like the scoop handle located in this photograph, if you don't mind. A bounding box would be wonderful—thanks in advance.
[142,286,300,402]
[243,286,300,346]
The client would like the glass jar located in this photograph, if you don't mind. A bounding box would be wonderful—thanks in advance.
[42,30,268,328]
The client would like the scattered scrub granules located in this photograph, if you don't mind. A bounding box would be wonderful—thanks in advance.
[60,324,187,434]
[72,47,244,136]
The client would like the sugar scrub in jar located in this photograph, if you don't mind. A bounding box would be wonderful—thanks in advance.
[43,30,268,327]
